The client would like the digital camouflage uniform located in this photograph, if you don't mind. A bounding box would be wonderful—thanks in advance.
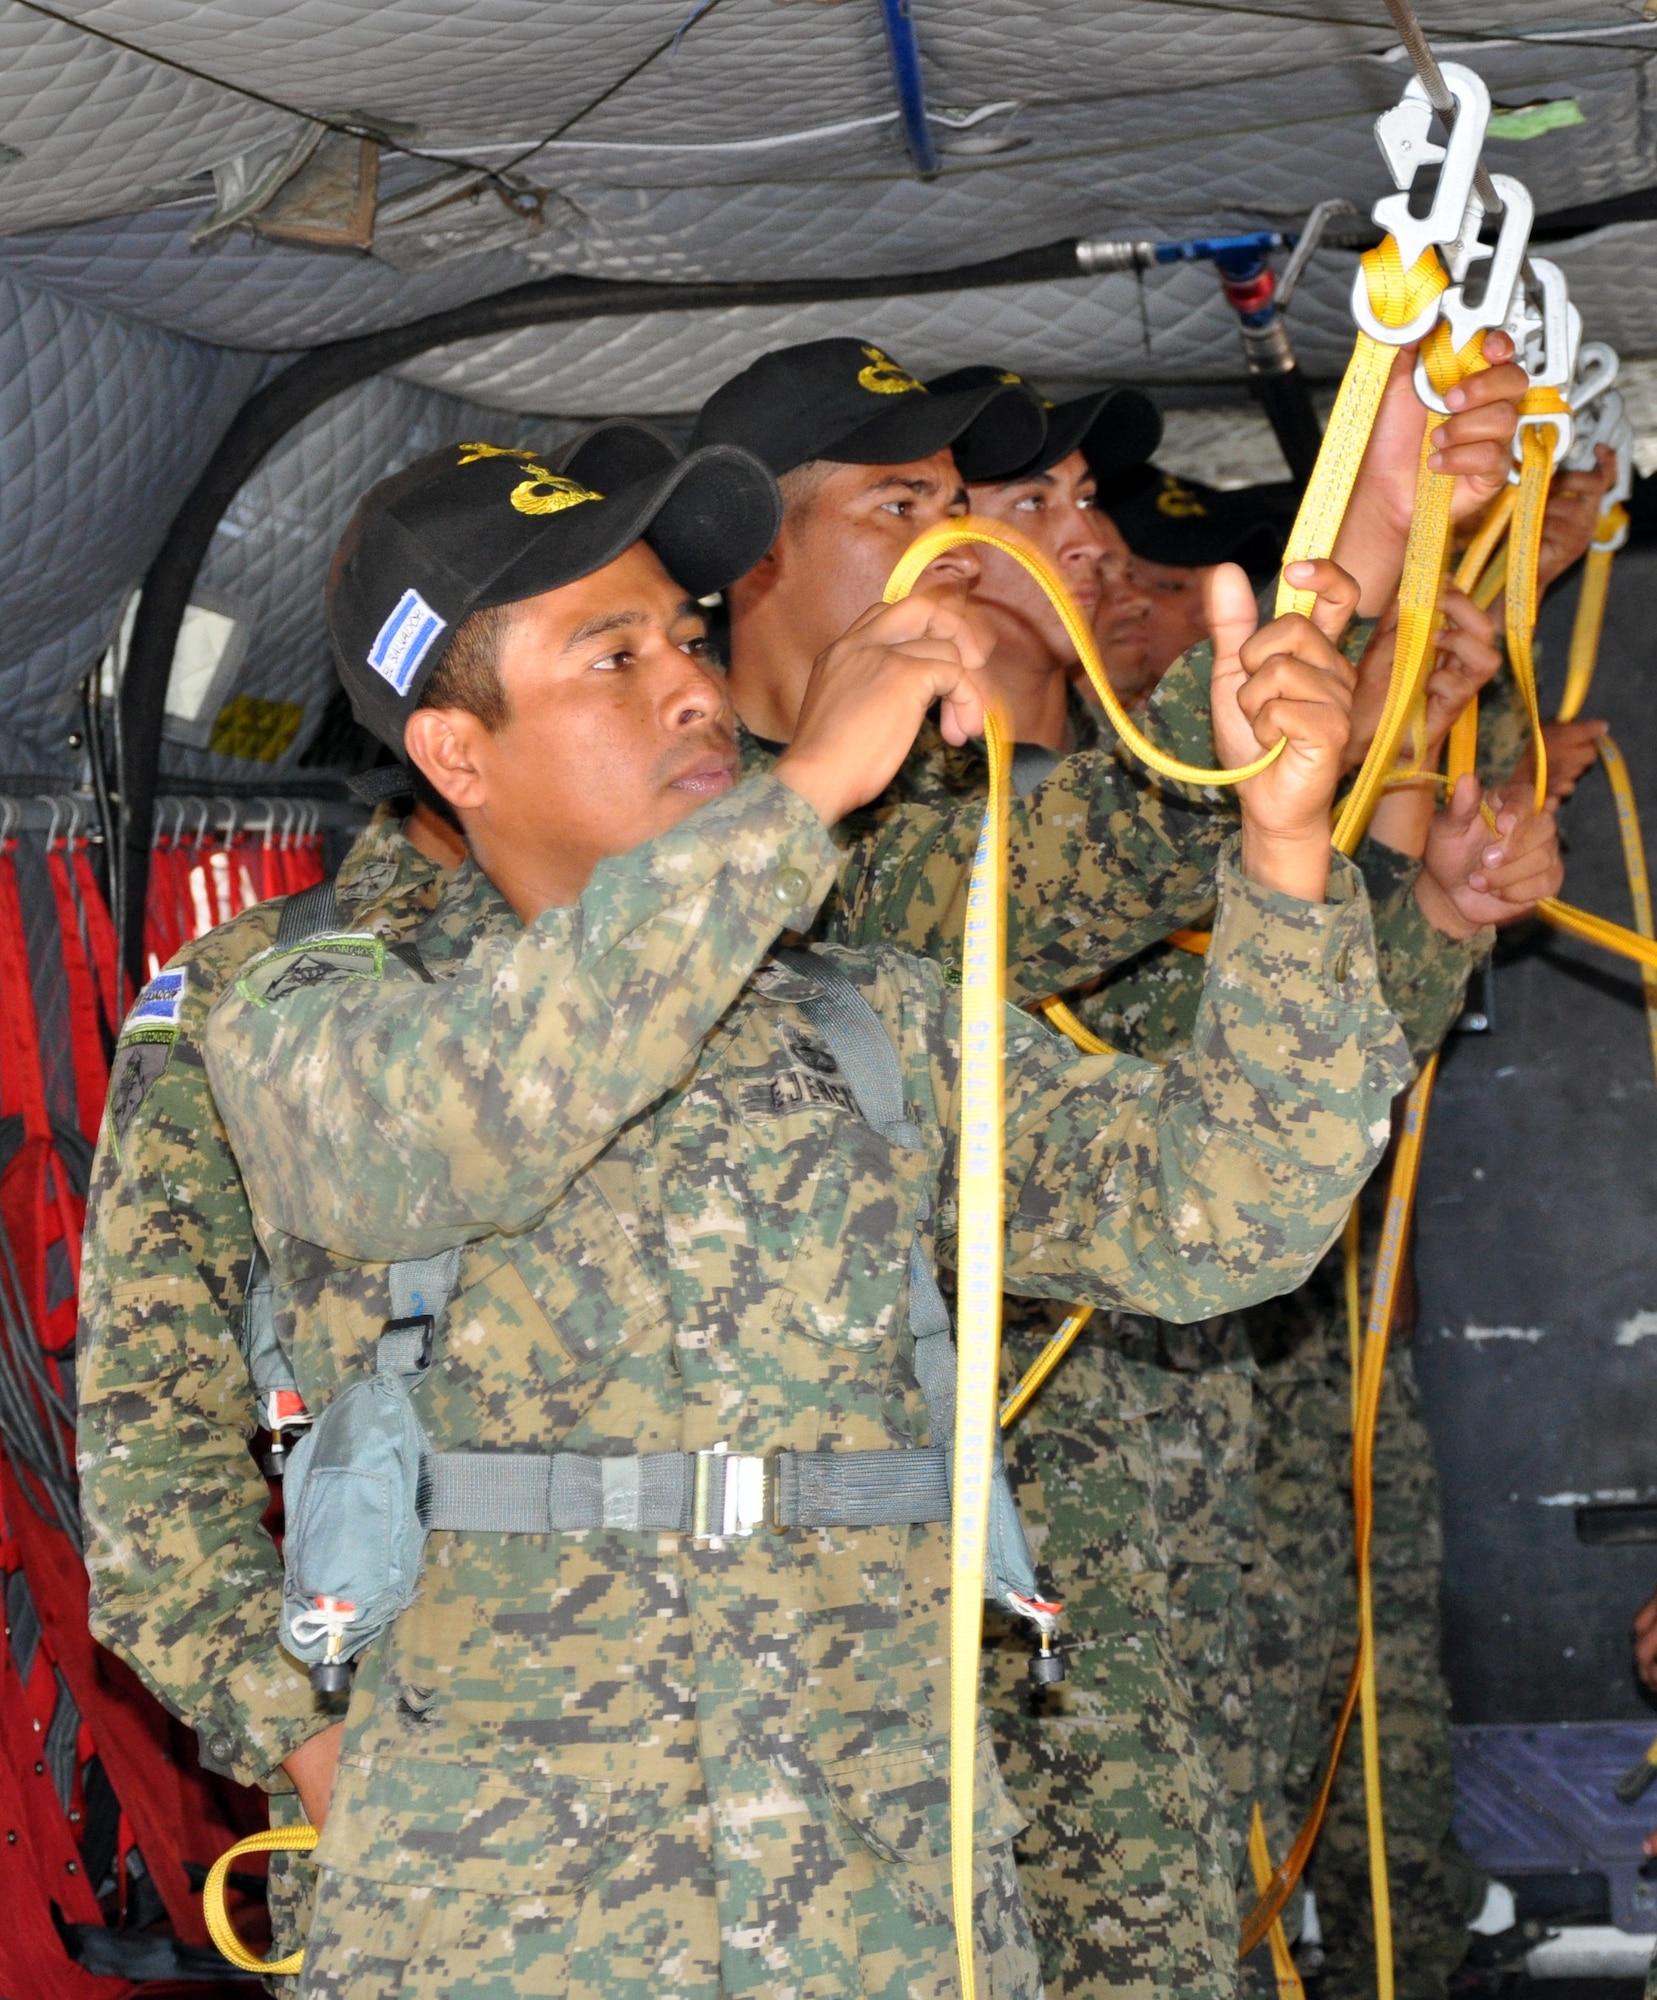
[873,631,1488,1943]
[1268,667,1537,2000]
[204,773,1410,2000]
[79,623,1391,1992]
[1082,650,1525,1997]
[77,807,451,1957]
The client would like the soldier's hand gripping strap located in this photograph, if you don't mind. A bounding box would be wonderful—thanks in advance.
[277,1248,460,1670]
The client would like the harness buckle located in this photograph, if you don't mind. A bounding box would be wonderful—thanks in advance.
[1567,345,1634,517]
[1508,257,1581,471]
[691,1445,777,1542]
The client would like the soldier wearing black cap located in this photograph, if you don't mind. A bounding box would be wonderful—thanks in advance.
[1092,464,1298,709]
[194,366,1414,2000]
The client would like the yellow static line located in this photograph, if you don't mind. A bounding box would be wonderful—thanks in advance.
[1249,1801,1308,2000]
[204,1825,319,1974]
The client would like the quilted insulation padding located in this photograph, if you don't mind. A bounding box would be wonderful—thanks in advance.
[0,1,1648,336]
[393,260,1357,409]
[0,267,264,778]
[159,381,574,789]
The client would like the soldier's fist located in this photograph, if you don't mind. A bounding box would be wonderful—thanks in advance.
[774,583,990,826]
[1209,558,1359,903]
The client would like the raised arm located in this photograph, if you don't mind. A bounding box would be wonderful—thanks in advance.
[205,777,837,1261]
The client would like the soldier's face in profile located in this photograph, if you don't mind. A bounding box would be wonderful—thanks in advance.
[746,451,973,662]
[405,541,738,917]
[965,450,1109,671]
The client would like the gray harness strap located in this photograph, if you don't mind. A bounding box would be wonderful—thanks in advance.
[274,876,340,948]
[1009,742,1061,798]
[238,873,345,1421]
[773,949,1043,1612]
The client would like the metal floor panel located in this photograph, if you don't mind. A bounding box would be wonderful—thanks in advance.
[1454,1722,1657,1934]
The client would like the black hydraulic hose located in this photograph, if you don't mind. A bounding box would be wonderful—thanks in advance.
[115,239,1091,983]
[1250,368,1324,488]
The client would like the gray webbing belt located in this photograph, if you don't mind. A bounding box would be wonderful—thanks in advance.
[419,1441,952,1537]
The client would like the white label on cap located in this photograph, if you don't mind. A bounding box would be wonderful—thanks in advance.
[367,589,446,696]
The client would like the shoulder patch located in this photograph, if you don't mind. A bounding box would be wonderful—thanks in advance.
[107,1036,175,1142]
[237,934,385,1008]
[124,968,185,1035]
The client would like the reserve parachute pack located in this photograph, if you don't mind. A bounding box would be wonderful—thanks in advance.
[274,943,1060,1693]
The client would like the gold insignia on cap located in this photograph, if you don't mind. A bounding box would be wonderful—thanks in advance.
[998,370,1024,385]
[857,346,925,396]
[457,442,603,517]
[1155,475,1207,520]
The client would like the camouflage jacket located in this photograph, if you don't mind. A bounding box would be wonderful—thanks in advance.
[202,774,1407,1999]
[744,644,1246,1000]
[75,809,449,1790]
[903,635,1486,1062]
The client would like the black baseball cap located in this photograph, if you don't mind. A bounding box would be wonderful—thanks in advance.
[1096,464,1298,578]
[690,337,1045,483]
[929,365,1163,482]
[327,429,777,754]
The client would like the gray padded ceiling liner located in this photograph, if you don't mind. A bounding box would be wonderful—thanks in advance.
[0,0,1653,768]
[0,266,263,776]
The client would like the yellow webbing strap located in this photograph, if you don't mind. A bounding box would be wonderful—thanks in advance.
[1556,510,1628,724]
[1593,735,1657,1087]
[886,516,1284,789]
[1037,997,1111,1055]
[1536,502,1657,990]
[1241,655,1478,1965]
[1238,1060,1437,1967]
[1470,548,1508,612]
[880,519,1275,2000]
[1329,310,1491,853]
[203,1825,319,1974]
[1506,397,1570,813]
[1457,485,1517,599]
[945,701,1010,2000]
[1538,896,1657,973]
[1275,239,1447,620]
[1249,1801,1308,2000]
[1000,1305,1095,1431]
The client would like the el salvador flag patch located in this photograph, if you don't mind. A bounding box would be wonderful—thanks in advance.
[127,969,185,1030]
[368,589,446,695]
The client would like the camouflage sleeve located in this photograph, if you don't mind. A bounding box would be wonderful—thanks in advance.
[823,615,1378,1006]
[1355,835,1492,1060]
[77,918,320,1792]
[937,846,1412,1322]
[205,776,839,1262]
[1476,657,1531,786]
[821,753,1232,1004]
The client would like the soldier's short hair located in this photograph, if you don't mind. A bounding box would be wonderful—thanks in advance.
[418,602,517,731]
[777,460,836,521]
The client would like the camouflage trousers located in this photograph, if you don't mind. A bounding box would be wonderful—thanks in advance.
[1257,1262,1479,2000]
[988,1310,1238,2000]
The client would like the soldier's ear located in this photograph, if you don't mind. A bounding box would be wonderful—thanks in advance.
[404,706,487,817]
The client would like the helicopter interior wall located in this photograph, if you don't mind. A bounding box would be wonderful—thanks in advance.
[1417,548,1657,1730]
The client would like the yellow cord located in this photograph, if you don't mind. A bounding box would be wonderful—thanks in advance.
[1557,527,1623,723]
[1505,400,1569,814]
[1249,1801,1309,2000]
[203,1825,319,1974]
[882,518,1283,788]
[1037,997,1112,1054]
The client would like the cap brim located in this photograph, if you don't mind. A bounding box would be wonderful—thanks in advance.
[826,381,1045,482]
[482,445,781,611]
